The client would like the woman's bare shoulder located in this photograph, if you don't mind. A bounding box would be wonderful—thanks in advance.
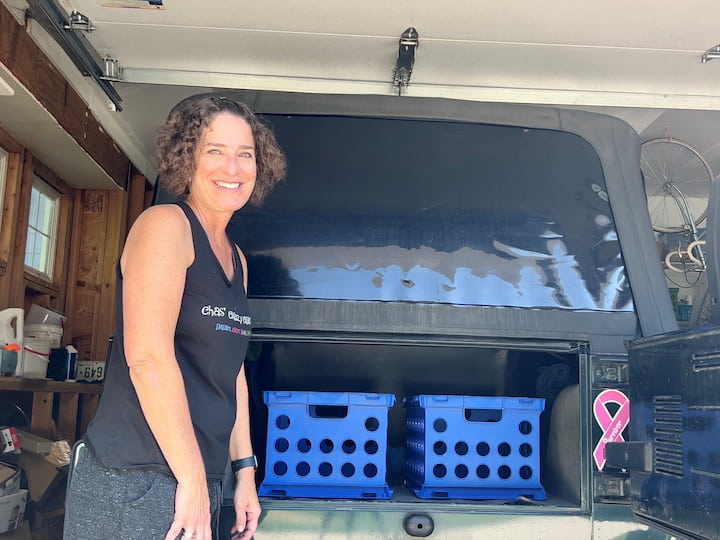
[128,204,187,240]
[124,204,193,265]
[135,203,186,226]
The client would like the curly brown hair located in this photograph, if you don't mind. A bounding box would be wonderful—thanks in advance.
[155,95,286,206]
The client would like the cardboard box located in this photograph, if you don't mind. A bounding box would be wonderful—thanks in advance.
[15,433,52,456]
[0,519,31,539]
[0,428,20,454]
[31,507,64,530]
[0,462,20,497]
[0,489,27,534]
[16,453,66,508]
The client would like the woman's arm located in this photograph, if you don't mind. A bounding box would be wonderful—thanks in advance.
[228,363,260,540]
[121,205,211,540]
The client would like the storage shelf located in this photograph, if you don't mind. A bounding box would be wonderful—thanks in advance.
[0,378,102,393]
[0,377,102,442]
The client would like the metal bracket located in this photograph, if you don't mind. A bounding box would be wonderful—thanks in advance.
[392,27,419,96]
[101,56,123,82]
[701,44,720,63]
[25,0,123,111]
[63,10,95,33]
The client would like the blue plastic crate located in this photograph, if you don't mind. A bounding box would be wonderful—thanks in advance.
[259,391,396,499]
[404,394,546,500]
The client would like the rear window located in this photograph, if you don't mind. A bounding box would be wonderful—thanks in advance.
[229,114,632,312]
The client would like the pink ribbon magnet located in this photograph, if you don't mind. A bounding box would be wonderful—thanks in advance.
[593,388,630,471]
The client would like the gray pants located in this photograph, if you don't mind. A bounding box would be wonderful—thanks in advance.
[63,444,222,540]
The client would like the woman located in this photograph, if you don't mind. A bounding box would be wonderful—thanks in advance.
[64,96,286,540]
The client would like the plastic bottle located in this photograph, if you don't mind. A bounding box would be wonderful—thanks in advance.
[0,308,24,376]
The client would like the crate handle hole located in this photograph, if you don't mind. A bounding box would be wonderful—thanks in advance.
[465,408,503,422]
[310,405,348,418]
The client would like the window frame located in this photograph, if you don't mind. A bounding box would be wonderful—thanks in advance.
[24,175,61,281]
[0,147,7,226]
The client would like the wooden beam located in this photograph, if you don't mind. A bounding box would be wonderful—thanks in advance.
[57,392,79,442]
[72,190,108,361]
[0,125,24,154]
[126,169,148,235]
[0,149,23,307]
[30,391,53,440]
[7,152,33,308]
[0,3,131,188]
[95,189,127,363]
[68,189,126,362]
[62,190,84,351]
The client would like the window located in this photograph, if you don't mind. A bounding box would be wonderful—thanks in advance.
[231,114,630,312]
[0,147,7,225]
[24,176,60,280]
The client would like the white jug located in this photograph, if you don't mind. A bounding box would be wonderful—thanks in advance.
[0,308,24,376]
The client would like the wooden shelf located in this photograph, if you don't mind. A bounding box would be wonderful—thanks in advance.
[0,377,103,443]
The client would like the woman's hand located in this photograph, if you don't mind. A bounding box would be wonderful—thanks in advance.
[230,472,261,540]
[164,480,212,540]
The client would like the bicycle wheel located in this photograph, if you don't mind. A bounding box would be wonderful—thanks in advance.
[640,137,714,234]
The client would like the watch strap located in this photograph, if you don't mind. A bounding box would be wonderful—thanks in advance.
[231,455,257,473]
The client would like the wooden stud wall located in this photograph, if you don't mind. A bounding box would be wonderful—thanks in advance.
[0,4,154,362]
[0,127,24,307]
[0,124,144,363]
[67,189,127,363]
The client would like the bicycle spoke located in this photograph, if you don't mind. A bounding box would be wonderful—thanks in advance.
[640,137,713,233]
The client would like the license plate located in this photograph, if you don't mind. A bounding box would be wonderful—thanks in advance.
[75,361,105,383]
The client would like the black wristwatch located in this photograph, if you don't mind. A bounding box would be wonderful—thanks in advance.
[231,455,258,473]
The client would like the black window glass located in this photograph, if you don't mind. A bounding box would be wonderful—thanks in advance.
[229,114,632,312]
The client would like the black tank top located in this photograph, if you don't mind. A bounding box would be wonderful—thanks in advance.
[85,201,252,480]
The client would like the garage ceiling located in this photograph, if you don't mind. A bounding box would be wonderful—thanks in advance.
[3,0,720,188]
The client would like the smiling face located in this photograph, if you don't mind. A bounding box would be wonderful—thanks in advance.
[187,111,257,214]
